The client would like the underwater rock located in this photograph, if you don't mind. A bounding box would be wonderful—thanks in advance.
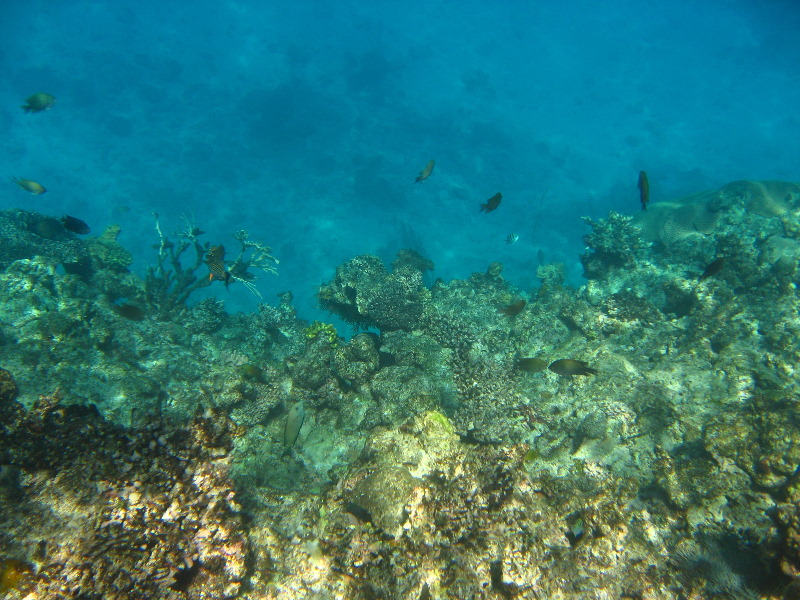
[350,465,420,534]
[86,224,134,272]
[704,396,800,490]
[332,333,380,387]
[369,365,441,424]
[759,235,800,270]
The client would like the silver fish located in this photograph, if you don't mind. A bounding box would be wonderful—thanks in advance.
[283,401,305,454]
[505,233,519,245]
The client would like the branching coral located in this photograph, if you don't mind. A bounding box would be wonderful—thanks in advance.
[144,214,278,313]
[581,211,649,279]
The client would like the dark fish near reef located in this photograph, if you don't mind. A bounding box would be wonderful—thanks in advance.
[239,363,266,383]
[499,299,526,316]
[61,215,90,235]
[283,401,305,454]
[517,357,548,373]
[112,303,145,321]
[480,192,502,213]
[415,159,435,183]
[549,359,598,376]
[699,257,725,280]
[11,177,46,195]
[206,245,232,287]
[21,92,56,113]
[638,171,649,211]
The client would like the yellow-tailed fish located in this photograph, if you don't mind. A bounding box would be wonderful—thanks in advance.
[11,177,46,195]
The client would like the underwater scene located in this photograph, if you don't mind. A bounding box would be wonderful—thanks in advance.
[2,1,800,598]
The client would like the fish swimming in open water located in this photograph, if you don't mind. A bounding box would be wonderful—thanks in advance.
[480,192,502,213]
[21,92,56,113]
[415,159,435,183]
[11,177,46,195]
[505,233,519,245]
[638,171,649,211]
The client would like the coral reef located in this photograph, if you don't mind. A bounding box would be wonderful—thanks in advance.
[2,178,800,598]
[144,215,278,316]
[0,369,247,600]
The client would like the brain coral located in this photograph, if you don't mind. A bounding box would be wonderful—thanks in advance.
[635,189,722,246]
[634,180,800,247]
[717,180,800,217]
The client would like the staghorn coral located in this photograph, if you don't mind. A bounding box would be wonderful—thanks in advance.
[144,214,278,314]
[0,375,248,600]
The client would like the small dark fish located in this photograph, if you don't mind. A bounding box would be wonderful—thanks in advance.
[415,159,435,183]
[21,92,56,113]
[638,171,649,211]
[537,249,545,265]
[699,257,725,280]
[112,303,145,321]
[11,177,46,195]
[499,299,526,316]
[517,357,548,373]
[480,192,502,213]
[344,501,373,524]
[29,216,68,240]
[548,359,598,376]
[61,215,90,235]
[239,364,266,383]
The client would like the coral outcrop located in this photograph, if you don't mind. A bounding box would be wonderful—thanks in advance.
[0,373,247,599]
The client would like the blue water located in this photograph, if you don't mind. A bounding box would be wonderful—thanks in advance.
[3,0,799,322]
